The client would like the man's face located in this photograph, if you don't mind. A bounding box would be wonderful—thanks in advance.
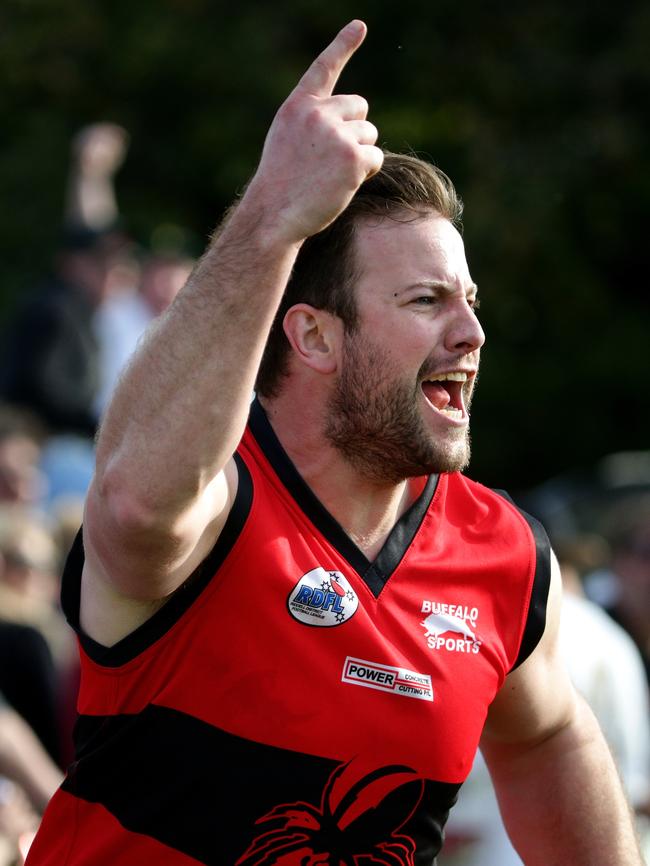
[326,211,485,482]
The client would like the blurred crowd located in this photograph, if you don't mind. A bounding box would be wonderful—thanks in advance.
[0,123,193,864]
[0,124,648,865]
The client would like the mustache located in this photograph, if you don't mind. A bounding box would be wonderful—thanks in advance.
[417,353,480,382]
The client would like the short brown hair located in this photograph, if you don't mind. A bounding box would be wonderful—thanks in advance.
[255,151,463,398]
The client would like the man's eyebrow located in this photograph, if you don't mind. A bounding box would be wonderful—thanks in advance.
[400,280,479,297]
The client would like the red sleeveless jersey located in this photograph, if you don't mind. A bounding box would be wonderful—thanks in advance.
[27,401,550,866]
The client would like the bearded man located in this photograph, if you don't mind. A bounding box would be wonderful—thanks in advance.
[27,20,642,866]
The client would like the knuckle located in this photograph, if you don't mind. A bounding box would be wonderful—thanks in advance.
[277,95,300,122]
[363,121,379,142]
[304,105,325,130]
[367,146,385,176]
[356,95,369,116]
[342,139,359,160]
[279,97,322,131]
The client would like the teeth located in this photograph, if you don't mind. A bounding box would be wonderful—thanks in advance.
[439,407,463,419]
[426,372,468,383]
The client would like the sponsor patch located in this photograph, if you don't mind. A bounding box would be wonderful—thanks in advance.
[287,568,358,627]
[341,657,433,702]
[420,600,482,654]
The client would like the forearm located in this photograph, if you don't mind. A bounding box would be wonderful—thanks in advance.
[95,193,301,522]
[483,696,643,866]
[86,21,380,595]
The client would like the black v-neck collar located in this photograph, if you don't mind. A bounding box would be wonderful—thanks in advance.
[248,399,439,597]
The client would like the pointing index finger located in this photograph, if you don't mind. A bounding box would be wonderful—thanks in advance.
[296,20,367,97]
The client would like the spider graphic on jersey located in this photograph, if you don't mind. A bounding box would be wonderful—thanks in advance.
[236,760,424,865]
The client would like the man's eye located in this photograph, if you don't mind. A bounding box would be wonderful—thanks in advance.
[469,298,481,310]
[413,296,436,305]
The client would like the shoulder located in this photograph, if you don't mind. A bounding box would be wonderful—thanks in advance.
[445,473,550,551]
[443,474,552,668]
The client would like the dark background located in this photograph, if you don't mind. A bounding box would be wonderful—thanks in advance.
[1,0,648,497]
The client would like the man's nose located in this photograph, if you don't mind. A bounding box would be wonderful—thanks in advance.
[445,302,485,354]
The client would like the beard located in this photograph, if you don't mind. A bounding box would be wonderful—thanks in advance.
[325,333,474,484]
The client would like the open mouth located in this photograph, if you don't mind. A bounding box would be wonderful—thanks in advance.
[421,371,468,421]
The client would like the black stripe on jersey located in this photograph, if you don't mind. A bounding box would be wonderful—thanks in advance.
[492,490,552,670]
[249,398,439,597]
[64,704,459,865]
[60,453,253,667]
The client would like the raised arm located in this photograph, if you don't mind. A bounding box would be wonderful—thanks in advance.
[480,553,643,865]
[0,703,63,814]
[81,21,383,644]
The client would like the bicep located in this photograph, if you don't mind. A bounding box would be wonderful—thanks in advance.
[481,551,577,751]
[79,457,240,646]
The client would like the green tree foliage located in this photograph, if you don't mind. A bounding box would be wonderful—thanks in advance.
[1,0,648,489]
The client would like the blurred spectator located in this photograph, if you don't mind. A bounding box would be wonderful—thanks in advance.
[94,250,193,416]
[559,547,650,816]
[440,533,650,865]
[0,407,47,508]
[588,494,650,686]
[0,692,62,866]
[0,124,128,514]
[0,225,128,439]
[0,506,71,664]
[0,506,76,765]
[0,119,131,443]
[138,251,193,318]
[0,622,60,768]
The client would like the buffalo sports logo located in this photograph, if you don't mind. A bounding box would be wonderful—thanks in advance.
[420,600,482,654]
[288,567,358,627]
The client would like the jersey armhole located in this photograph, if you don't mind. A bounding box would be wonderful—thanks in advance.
[60,453,254,667]
[492,489,552,671]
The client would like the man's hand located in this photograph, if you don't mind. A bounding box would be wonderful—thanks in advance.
[247,20,383,245]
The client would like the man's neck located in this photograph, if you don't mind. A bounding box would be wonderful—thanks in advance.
[259,394,427,560]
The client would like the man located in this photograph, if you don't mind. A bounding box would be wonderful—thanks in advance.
[27,20,642,866]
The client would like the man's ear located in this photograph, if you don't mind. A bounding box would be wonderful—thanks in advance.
[282,304,341,375]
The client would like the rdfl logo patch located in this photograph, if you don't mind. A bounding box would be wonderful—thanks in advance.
[287,567,358,627]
